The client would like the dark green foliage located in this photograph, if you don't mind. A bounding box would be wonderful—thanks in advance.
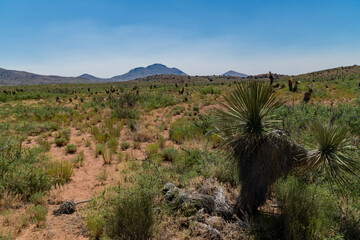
[120,142,131,151]
[88,186,154,240]
[160,148,178,162]
[0,140,53,199]
[200,86,221,95]
[65,144,77,154]
[169,119,203,144]
[275,176,340,240]
[173,149,237,186]
[112,107,139,119]
[55,138,68,147]
[140,92,176,110]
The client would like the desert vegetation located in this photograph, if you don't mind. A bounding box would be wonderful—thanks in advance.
[0,66,359,239]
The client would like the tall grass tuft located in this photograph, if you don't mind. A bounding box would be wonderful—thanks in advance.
[47,160,73,186]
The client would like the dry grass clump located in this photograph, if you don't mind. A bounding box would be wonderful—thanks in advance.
[47,160,73,184]
[0,191,23,211]
[135,128,153,142]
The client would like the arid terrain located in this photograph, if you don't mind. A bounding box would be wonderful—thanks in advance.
[0,66,359,240]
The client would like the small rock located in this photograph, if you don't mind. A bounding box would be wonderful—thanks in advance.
[194,222,223,240]
[194,208,206,222]
[162,182,177,194]
[206,216,225,231]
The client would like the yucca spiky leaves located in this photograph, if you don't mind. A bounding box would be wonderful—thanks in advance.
[308,122,359,189]
[215,81,283,150]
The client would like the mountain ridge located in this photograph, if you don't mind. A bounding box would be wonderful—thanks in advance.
[222,70,248,77]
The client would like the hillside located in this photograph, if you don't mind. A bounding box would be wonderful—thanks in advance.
[130,74,248,84]
[0,68,92,86]
[0,64,187,86]
[111,63,187,81]
[293,65,360,82]
[79,63,187,82]
[222,70,248,77]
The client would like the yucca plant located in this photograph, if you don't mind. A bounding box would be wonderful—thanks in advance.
[215,81,359,219]
[306,122,359,188]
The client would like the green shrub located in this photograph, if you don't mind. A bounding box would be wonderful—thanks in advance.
[95,144,105,157]
[47,161,73,186]
[101,149,113,165]
[85,138,92,148]
[72,150,85,167]
[160,148,178,162]
[107,137,118,153]
[104,187,154,240]
[87,212,104,240]
[208,133,222,148]
[120,142,131,151]
[55,138,68,147]
[275,176,340,240]
[58,128,70,141]
[126,119,138,132]
[169,119,203,144]
[172,105,185,116]
[65,144,77,154]
[193,104,200,112]
[112,108,139,120]
[200,86,220,95]
[157,134,166,149]
[29,192,45,205]
[29,205,48,227]
[145,143,159,156]
[0,232,12,240]
[38,139,51,151]
[0,142,53,199]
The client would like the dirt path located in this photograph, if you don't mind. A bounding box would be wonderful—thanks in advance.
[18,130,112,240]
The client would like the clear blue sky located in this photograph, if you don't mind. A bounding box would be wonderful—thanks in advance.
[0,0,359,77]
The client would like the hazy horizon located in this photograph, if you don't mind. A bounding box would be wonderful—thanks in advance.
[1,0,359,77]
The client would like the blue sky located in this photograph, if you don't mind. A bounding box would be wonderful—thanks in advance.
[0,0,359,77]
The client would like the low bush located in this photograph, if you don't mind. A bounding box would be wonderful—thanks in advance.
[157,134,166,149]
[85,138,92,148]
[160,148,178,162]
[29,205,48,227]
[47,160,73,186]
[29,192,45,205]
[120,142,131,151]
[107,137,118,153]
[101,149,113,165]
[0,142,53,199]
[126,119,138,132]
[38,139,51,151]
[87,186,154,240]
[200,86,220,95]
[95,144,105,157]
[87,212,104,240]
[55,138,68,147]
[145,143,159,156]
[274,176,340,240]
[72,150,85,167]
[65,144,77,154]
[169,119,203,144]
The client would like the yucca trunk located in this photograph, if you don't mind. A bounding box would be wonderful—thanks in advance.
[233,131,309,218]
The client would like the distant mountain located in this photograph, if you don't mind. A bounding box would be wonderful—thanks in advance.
[110,63,187,81]
[78,63,187,82]
[222,70,248,78]
[78,73,104,81]
[0,63,187,86]
[0,68,92,86]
